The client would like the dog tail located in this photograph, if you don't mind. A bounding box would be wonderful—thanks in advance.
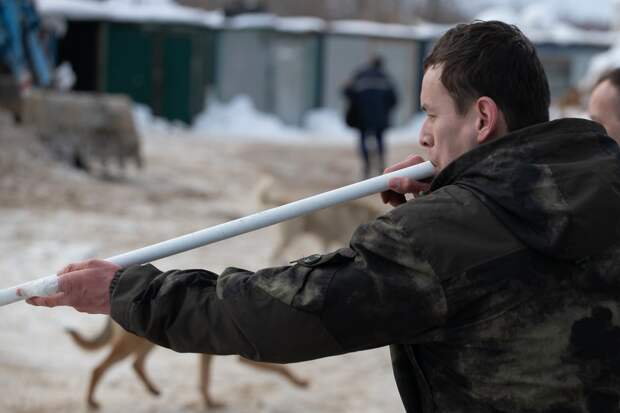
[65,317,113,351]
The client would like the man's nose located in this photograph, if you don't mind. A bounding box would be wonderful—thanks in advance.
[419,130,433,148]
[418,118,433,147]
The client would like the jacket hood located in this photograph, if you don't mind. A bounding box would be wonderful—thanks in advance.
[431,118,620,261]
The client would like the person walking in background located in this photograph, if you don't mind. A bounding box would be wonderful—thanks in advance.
[343,56,398,178]
[588,67,620,144]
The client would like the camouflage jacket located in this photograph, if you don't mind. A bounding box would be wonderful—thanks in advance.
[110,118,620,413]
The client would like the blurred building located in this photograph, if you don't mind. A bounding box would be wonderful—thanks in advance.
[179,0,417,23]
[215,15,324,125]
[37,0,617,126]
[39,0,221,124]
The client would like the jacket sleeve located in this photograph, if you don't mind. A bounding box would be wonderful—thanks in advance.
[386,78,398,109]
[109,210,447,363]
[343,82,355,101]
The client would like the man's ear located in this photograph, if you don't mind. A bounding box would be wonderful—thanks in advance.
[474,96,507,143]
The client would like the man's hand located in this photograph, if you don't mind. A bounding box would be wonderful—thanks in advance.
[24,259,121,314]
[381,154,432,207]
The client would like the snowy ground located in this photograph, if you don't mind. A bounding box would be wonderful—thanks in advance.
[0,114,423,413]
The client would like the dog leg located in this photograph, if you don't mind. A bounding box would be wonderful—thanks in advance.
[236,356,310,388]
[270,220,303,264]
[269,233,289,264]
[87,343,134,409]
[199,354,225,409]
[132,351,160,397]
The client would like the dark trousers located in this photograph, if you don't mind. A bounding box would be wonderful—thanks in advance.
[359,128,385,178]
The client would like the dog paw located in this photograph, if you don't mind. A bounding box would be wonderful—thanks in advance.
[205,398,226,409]
[147,386,161,397]
[87,399,100,410]
[293,378,310,388]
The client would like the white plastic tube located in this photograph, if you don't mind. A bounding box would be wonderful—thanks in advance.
[0,161,435,307]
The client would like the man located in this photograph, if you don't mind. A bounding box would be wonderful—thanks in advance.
[344,55,398,178]
[28,21,620,412]
[588,67,620,144]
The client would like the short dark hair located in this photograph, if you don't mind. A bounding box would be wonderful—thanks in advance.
[424,20,550,132]
[371,55,384,69]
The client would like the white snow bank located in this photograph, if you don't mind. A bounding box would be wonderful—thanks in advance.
[329,19,447,40]
[476,6,521,26]
[474,1,616,45]
[226,13,325,33]
[468,0,613,30]
[191,95,306,141]
[37,0,225,26]
[133,95,423,146]
[303,108,356,140]
[37,0,615,47]
[133,104,189,139]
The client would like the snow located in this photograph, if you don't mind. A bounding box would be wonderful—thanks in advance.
[534,0,613,28]
[466,0,614,29]
[191,95,306,141]
[36,1,323,32]
[476,6,521,25]
[36,0,225,26]
[474,2,616,45]
[303,108,356,138]
[275,16,326,33]
[330,19,442,40]
[53,61,76,91]
[226,13,325,33]
[36,0,617,47]
[132,95,423,146]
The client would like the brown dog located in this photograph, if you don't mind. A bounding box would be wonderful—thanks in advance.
[256,175,385,263]
[66,318,309,409]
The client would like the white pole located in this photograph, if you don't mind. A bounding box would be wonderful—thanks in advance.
[0,161,434,307]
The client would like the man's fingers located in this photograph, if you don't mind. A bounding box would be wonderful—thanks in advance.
[26,292,71,308]
[380,154,427,207]
[24,261,116,315]
[380,190,390,204]
[58,259,115,275]
[388,177,431,195]
[383,154,425,174]
[381,190,407,206]
[58,260,92,275]
[381,176,432,206]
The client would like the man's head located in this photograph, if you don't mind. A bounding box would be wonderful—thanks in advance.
[370,55,384,70]
[419,20,550,171]
[588,68,620,144]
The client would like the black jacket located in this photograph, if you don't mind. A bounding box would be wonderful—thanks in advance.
[344,66,397,131]
[110,119,620,412]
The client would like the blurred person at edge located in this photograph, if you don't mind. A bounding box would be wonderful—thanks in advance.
[589,67,620,144]
[28,21,620,413]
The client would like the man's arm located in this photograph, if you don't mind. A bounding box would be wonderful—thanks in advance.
[26,190,445,364]
[109,209,446,363]
[109,261,344,363]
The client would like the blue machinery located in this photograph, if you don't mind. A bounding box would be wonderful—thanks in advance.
[0,0,52,89]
